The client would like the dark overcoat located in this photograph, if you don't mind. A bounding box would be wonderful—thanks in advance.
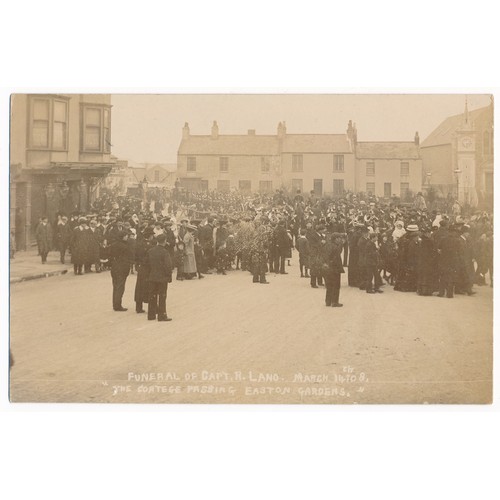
[146,244,173,283]
[35,223,53,253]
[134,239,152,303]
[71,226,90,265]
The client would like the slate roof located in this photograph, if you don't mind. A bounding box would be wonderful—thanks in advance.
[282,134,352,153]
[178,133,353,156]
[355,142,420,159]
[178,135,279,156]
[421,106,489,148]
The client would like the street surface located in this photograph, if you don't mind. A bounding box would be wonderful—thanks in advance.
[9,259,493,404]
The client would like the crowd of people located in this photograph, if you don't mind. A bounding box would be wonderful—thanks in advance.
[31,187,494,319]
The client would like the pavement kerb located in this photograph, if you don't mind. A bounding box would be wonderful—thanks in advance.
[10,269,68,284]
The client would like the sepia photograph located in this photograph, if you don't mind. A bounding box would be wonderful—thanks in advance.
[8,93,493,404]
[3,3,500,499]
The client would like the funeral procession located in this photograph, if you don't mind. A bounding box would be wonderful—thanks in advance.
[8,94,493,404]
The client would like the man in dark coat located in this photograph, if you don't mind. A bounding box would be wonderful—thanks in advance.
[347,224,362,287]
[295,228,310,278]
[365,233,383,294]
[307,224,325,288]
[70,217,90,275]
[134,229,154,313]
[35,216,53,263]
[214,220,230,272]
[268,221,278,273]
[322,233,345,307]
[163,221,177,263]
[394,225,420,292]
[417,226,438,296]
[436,224,461,298]
[198,217,215,272]
[250,220,271,284]
[357,226,370,290]
[274,220,290,274]
[456,225,476,296]
[85,219,102,273]
[109,230,133,311]
[55,215,71,264]
[146,233,173,321]
[432,219,450,293]
[104,218,125,245]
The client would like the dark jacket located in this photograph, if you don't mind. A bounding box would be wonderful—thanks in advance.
[274,225,290,253]
[198,224,214,248]
[215,226,229,250]
[364,239,379,268]
[437,232,460,275]
[322,242,345,277]
[357,235,369,267]
[295,236,310,255]
[55,222,71,247]
[71,226,90,265]
[87,228,102,263]
[146,244,173,283]
[35,222,53,253]
[134,239,152,303]
[164,228,177,257]
[109,240,133,274]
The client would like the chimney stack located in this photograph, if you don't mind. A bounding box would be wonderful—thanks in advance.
[248,129,256,136]
[211,120,219,139]
[182,122,190,140]
[347,120,357,147]
[277,121,287,139]
[414,131,420,146]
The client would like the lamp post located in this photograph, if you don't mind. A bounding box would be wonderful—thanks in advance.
[453,168,462,202]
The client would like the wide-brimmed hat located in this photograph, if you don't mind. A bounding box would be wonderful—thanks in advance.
[186,224,197,231]
[406,224,419,232]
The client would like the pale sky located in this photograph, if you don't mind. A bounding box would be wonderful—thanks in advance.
[110,94,492,165]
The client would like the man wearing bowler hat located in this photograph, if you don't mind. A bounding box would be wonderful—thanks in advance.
[109,230,133,311]
[146,233,173,321]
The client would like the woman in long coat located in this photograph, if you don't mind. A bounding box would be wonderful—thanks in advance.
[183,225,198,278]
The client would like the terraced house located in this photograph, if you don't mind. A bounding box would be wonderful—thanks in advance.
[177,120,423,199]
